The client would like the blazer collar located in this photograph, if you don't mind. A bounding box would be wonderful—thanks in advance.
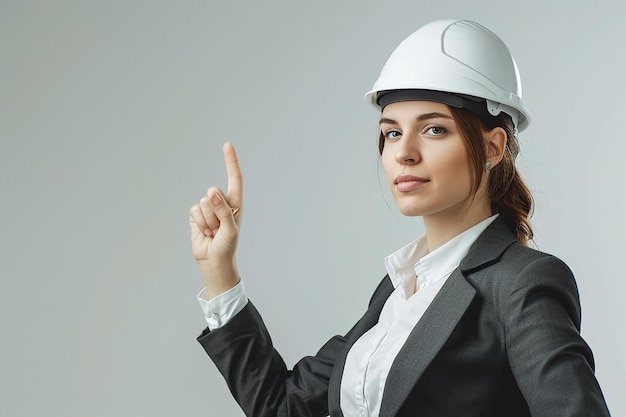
[460,215,518,272]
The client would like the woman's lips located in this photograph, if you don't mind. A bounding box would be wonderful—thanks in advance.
[395,175,429,192]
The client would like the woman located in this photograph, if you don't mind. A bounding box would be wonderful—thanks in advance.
[189,19,611,416]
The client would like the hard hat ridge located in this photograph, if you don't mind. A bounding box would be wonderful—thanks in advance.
[365,19,532,132]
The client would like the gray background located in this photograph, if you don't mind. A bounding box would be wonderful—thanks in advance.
[2,1,624,416]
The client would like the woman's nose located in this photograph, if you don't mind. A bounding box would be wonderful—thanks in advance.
[395,137,420,164]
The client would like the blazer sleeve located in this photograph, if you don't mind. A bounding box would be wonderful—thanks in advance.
[196,276,392,417]
[198,301,346,417]
[501,254,611,417]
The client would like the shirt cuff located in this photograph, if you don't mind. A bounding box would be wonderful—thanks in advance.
[197,280,248,330]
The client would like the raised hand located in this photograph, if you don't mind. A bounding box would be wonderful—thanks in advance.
[189,142,243,298]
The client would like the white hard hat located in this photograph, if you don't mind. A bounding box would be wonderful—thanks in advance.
[365,19,532,132]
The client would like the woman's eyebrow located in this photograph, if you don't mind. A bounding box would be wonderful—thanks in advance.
[415,112,453,122]
[379,112,453,125]
[379,117,398,125]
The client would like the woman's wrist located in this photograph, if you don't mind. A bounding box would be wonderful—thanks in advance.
[199,260,240,299]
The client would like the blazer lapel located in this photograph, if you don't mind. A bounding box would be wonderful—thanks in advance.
[378,269,476,417]
[328,277,394,417]
[330,217,517,417]
[460,216,517,273]
[377,217,517,417]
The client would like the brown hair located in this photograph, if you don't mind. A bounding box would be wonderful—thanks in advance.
[377,106,534,245]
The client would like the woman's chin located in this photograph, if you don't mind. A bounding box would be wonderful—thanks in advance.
[397,205,424,217]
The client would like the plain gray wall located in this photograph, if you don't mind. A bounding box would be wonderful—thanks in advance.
[2,1,624,416]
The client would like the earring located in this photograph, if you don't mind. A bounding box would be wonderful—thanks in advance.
[485,161,492,170]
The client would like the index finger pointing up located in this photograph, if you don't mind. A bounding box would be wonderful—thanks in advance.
[223,142,243,206]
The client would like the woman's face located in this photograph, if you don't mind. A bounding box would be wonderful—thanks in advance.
[380,100,481,220]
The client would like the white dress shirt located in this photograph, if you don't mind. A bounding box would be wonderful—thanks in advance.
[197,215,498,417]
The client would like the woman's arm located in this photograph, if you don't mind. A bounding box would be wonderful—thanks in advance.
[198,301,348,417]
[196,275,394,417]
[189,143,367,416]
[190,142,336,416]
[502,254,611,416]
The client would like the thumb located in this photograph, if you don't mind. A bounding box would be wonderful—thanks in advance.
[209,191,238,238]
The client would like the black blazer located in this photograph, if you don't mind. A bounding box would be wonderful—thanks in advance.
[198,217,610,417]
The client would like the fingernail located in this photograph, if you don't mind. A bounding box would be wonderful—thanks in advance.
[210,193,223,206]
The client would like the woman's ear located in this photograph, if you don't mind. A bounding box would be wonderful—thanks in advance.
[485,127,507,168]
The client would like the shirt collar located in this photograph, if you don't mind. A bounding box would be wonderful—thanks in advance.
[384,215,499,290]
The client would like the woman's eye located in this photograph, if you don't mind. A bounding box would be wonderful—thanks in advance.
[383,130,401,140]
[425,126,447,136]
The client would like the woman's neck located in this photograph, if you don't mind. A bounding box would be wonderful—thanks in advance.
[422,204,492,253]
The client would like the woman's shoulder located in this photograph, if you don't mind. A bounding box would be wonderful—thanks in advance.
[499,241,574,277]
[481,242,580,309]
